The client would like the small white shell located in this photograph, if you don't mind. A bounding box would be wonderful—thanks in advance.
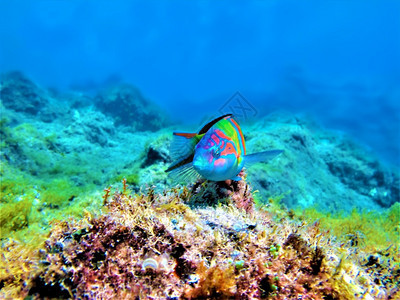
[141,258,158,271]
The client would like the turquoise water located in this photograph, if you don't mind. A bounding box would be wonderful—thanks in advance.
[0,0,399,166]
[1,0,399,242]
[0,2,399,298]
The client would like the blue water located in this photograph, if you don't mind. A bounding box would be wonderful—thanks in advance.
[1,0,399,166]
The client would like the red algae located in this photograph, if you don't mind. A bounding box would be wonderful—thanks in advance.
[0,179,398,299]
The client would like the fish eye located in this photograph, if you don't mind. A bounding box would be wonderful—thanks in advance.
[213,148,221,158]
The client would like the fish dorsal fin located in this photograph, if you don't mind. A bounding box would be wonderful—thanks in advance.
[198,114,233,134]
[167,162,202,183]
[243,150,284,168]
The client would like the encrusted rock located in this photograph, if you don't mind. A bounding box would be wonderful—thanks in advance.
[95,84,168,130]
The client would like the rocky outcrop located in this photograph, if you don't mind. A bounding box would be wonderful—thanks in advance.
[95,84,168,131]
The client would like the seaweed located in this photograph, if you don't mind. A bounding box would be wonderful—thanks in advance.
[299,204,400,251]
[0,183,395,299]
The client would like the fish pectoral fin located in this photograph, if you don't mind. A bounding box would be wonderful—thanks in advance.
[166,152,195,172]
[170,132,202,161]
[243,149,284,167]
[167,162,202,183]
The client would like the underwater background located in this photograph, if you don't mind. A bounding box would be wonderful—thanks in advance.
[0,1,399,299]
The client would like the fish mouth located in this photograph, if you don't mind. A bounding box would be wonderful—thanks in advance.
[192,155,212,177]
[192,159,206,173]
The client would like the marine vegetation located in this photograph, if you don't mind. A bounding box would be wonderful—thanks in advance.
[1,72,399,299]
[1,178,398,299]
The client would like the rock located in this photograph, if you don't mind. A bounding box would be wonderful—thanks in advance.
[95,84,168,131]
[245,113,399,212]
[64,109,115,146]
[0,72,70,123]
[322,142,400,208]
[141,144,170,168]
[0,71,49,115]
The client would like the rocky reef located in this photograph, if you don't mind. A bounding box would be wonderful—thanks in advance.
[2,180,399,299]
[95,84,168,130]
[0,72,399,299]
[245,113,399,211]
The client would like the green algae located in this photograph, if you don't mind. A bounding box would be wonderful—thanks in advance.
[0,163,35,238]
[0,195,34,237]
[0,118,110,241]
[298,203,400,251]
[41,178,83,207]
[0,160,102,241]
[113,173,140,186]
[0,149,101,241]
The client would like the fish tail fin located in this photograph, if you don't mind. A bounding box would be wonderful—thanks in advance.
[243,149,284,168]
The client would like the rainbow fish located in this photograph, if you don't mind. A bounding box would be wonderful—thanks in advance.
[166,114,283,182]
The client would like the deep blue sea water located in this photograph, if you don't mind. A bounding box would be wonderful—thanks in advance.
[0,0,399,166]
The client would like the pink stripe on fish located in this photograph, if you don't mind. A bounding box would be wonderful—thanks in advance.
[214,158,226,166]
[211,133,220,145]
[214,129,232,142]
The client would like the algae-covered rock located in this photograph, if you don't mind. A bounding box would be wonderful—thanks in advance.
[95,84,169,131]
[141,134,171,168]
[0,72,70,123]
[0,72,49,115]
[63,108,115,146]
[2,185,394,299]
[321,142,400,208]
[1,72,399,299]
[188,170,255,213]
[245,113,400,212]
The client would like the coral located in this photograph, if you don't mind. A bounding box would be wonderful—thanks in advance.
[323,140,400,208]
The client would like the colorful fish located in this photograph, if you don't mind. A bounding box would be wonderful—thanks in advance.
[166,114,283,182]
